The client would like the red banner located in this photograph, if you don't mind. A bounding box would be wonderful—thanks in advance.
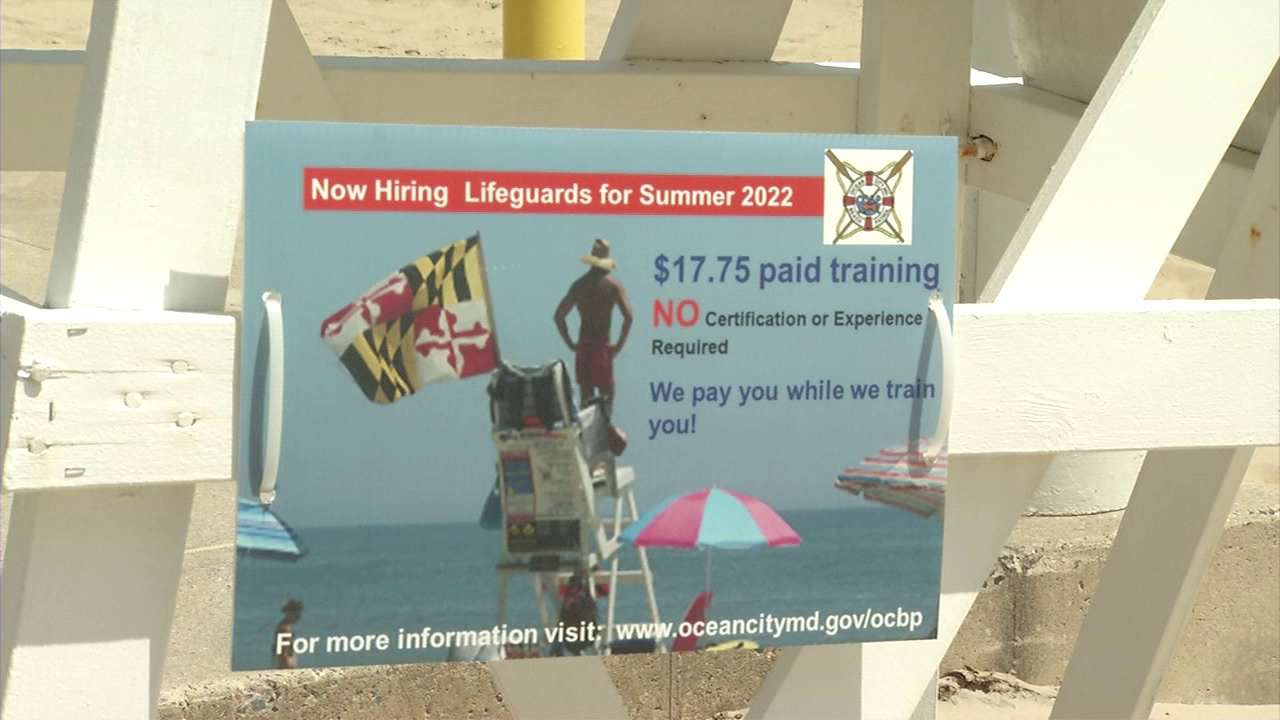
[302,168,822,217]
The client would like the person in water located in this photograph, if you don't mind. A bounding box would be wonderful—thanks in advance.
[273,598,304,669]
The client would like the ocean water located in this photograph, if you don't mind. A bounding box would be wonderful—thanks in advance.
[231,505,942,670]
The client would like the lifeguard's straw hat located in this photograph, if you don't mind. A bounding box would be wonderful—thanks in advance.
[581,238,617,271]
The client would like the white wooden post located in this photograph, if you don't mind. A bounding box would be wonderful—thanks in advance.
[0,2,271,719]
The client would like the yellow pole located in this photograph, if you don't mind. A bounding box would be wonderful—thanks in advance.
[503,0,585,60]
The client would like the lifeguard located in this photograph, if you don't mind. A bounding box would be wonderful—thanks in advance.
[554,238,634,416]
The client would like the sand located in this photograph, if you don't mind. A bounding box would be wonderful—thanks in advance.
[2,2,1278,718]
[0,0,861,62]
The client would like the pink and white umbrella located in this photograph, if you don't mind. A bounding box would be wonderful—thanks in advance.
[620,487,801,598]
[620,487,801,550]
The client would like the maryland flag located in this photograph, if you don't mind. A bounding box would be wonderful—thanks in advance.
[320,234,498,404]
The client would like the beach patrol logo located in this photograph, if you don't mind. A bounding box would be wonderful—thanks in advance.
[822,149,915,245]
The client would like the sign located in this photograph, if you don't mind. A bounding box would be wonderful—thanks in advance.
[233,122,955,670]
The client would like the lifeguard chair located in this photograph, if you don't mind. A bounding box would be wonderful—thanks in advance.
[487,361,662,655]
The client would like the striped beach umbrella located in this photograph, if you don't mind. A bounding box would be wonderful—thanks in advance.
[620,487,801,601]
[237,499,308,562]
[620,487,801,550]
[835,442,947,519]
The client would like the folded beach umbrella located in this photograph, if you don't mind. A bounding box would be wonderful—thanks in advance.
[320,234,498,405]
[835,441,947,519]
[237,499,307,562]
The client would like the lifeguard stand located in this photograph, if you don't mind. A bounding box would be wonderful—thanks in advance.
[489,371,662,655]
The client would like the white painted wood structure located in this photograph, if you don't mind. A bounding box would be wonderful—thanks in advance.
[1,0,1277,718]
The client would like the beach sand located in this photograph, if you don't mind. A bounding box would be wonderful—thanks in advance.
[2,2,1278,718]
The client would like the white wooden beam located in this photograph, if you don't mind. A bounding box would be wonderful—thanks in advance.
[1050,447,1255,719]
[981,0,1279,304]
[950,300,1279,454]
[0,55,860,163]
[856,0,975,303]
[965,83,1084,206]
[967,82,1261,270]
[0,2,271,718]
[44,1,272,312]
[0,295,235,492]
[317,58,857,131]
[3,52,1261,278]
[257,0,341,121]
[1207,112,1280,300]
[970,0,1019,77]
[0,484,195,720]
[600,0,793,61]
[852,4,1277,707]
[1050,107,1280,720]
[857,0,974,138]
[979,0,1277,517]
[856,453,1051,718]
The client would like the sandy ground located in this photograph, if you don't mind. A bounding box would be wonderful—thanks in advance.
[2,2,1278,719]
[0,0,862,61]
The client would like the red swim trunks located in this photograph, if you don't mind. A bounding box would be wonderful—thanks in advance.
[575,339,614,390]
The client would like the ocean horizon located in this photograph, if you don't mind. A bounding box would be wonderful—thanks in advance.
[232,504,943,670]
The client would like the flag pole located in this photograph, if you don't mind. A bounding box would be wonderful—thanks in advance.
[471,232,502,364]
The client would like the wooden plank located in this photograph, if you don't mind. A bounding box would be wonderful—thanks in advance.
[258,0,342,121]
[1051,101,1280,720]
[0,484,194,719]
[970,0,1020,77]
[3,51,1263,281]
[1170,147,1258,270]
[855,454,1052,718]
[949,300,1279,454]
[857,0,974,138]
[0,54,861,168]
[737,298,1280,718]
[746,644,862,719]
[0,2,271,718]
[978,0,1277,518]
[44,0,273,312]
[967,83,1259,270]
[0,296,236,491]
[600,0,793,61]
[980,0,1279,304]
[856,0,973,305]
[316,58,858,132]
[1207,112,1280,300]
[1050,448,1253,719]
[965,83,1084,206]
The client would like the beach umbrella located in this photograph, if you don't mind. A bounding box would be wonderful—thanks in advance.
[620,487,801,595]
[621,487,801,550]
[237,498,308,562]
[834,442,947,520]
